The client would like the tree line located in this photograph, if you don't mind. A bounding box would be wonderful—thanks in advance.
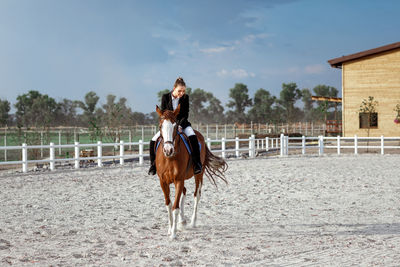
[0,82,340,129]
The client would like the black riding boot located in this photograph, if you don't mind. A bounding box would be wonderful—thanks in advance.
[188,135,202,174]
[148,140,157,175]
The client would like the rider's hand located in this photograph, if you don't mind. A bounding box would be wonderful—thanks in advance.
[178,126,183,133]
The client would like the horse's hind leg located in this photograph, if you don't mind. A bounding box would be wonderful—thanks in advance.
[178,186,187,229]
[190,175,203,228]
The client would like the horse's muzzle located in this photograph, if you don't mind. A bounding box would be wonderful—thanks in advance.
[163,143,175,157]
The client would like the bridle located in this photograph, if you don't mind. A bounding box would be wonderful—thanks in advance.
[159,117,180,155]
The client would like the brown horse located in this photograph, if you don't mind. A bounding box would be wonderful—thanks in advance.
[155,105,227,239]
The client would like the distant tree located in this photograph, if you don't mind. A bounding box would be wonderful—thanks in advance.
[279,83,302,123]
[55,98,78,126]
[102,94,129,142]
[270,105,286,123]
[145,112,159,125]
[76,91,101,141]
[206,95,225,123]
[226,83,252,123]
[130,112,146,125]
[301,88,314,122]
[14,90,58,128]
[0,99,11,127]
[189,88,209,123]
[313,85,339,122]
[248,88,276,123]
[359,96,378,141]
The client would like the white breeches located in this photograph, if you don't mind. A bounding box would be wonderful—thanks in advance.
[152,126,196,141]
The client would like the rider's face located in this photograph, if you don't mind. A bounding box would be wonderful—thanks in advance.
[173,85,186,98]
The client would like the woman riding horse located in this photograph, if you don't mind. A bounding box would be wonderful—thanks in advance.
[148,77,202,175]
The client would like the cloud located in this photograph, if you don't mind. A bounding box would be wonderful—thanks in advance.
[217,68,256,78]
[200,33,271,55]
[200,46,234,54]
[304,64,326,74]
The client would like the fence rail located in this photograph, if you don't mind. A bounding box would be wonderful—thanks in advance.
[1,134,399,173]
[280,134,400,156]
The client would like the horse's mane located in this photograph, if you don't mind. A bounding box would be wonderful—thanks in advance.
[160,110,177,123]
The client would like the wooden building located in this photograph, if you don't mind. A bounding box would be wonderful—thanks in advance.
[328,42,400,137]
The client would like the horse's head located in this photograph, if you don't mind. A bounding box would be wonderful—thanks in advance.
[156,104,181,157]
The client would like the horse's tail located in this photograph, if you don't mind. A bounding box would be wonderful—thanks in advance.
[203,145,228,187]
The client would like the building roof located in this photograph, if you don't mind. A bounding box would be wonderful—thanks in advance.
[328,41,400,68]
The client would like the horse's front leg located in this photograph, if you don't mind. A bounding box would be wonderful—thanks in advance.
[160,181,172,235]
[170,180,184,239]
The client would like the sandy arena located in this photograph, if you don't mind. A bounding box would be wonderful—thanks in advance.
[1,154,400,266]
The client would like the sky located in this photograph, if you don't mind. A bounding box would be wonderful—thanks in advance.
[0,0,399,113]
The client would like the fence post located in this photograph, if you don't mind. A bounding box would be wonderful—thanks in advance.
[221,138,226,158]
[139,139,143,165]
[97,141,103,167]
[302,136,305,155]
[141,126,144,141]
[305,122,308,136]
[50,142,55,171]
[285,135,289,155]
[280,134,284,156]
[337,135,341,155]
[224,124,227,139]
[120,140,124,165]
[249,136,252,157]
[22,143,28,173]
[266,137,269,151]
[311,122,314,136]
[354,135,358,155]
[207,138,211,149]
[74,142,80,169]
[319,136,324,155]
[129,130,132,151]
[381,135,384,155]
[40,131,43,158]
[235,137,239,158]
[216,124,219,140]
[58,131,62,156]
[206,124,209,139]
[4,135,7,162]
[252,135,256,157]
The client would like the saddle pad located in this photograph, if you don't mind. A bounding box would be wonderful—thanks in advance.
[156,131,201,155]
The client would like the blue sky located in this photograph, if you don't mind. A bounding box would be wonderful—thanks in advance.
[0,0,399,113]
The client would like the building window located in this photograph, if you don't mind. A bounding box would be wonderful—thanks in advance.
[359,113,378,129]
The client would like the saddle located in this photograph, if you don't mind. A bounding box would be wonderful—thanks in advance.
[155,130,201,155]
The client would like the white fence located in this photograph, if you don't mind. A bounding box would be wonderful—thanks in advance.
[0,136,282,173]
[280,134,400,156]
[1,135,400,173]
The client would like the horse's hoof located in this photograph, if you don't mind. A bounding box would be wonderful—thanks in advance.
[170,233,177,240]
[178,221,186,230]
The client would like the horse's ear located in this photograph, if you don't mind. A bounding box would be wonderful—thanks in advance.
[156,105,163,117]
[173,104,181,118]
